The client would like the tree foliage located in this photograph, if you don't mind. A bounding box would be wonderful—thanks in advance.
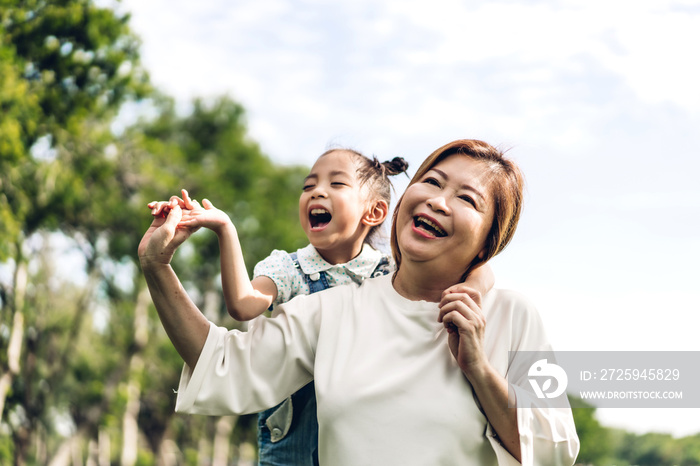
[1,1,306,464]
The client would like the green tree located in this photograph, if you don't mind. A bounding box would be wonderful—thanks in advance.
[0,0,149,463]
[1,38,309,462]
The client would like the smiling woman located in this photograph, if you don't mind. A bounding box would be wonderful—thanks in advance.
[139,139,579,466]
[392,139,523,287]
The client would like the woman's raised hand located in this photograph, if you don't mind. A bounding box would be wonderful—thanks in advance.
[139,189,204,267]
[437,284,488,380]
[138,203,195,267]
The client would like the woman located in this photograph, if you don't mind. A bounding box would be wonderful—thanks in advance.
[138,139,579,465]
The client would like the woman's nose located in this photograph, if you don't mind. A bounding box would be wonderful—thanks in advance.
[426,196,449,214]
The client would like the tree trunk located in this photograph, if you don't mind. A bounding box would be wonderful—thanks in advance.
[120,287,150,466]
[212,415,237,466]
[197,437,211,466]
[0,256,27,419]
[98,428,111,466]
[48,432,84,466]
[120,362,143,466]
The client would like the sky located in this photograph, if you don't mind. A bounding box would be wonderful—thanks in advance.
[116,0,700,437]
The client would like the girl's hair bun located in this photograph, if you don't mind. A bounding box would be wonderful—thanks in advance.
[381,156,409,176]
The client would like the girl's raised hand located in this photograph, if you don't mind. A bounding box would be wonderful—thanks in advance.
[437,284,488,380]
[147,195,184,218]
[178,192,233,235]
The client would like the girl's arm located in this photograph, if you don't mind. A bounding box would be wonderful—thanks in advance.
[176,190,278,321]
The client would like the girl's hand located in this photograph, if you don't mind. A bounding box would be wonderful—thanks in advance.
[178,190,233,234]
[147,196,183,218]
[437,284,488,380]
[147,189,198,218]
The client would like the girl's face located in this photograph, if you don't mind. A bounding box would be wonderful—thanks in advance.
[299,150,374,264]
[394,154,495,279]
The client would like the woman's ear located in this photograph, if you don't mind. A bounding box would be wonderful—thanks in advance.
[362,200,389,227]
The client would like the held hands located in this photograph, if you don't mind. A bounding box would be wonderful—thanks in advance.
[138,202,194,267]
[177,190,233,235]
[138,189,203,267]
[438,285,488,380]
[149,189,233,235]
[139,189,234,267]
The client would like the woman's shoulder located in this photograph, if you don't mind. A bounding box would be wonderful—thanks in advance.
[483,288,544,326]
[484,288,536,308]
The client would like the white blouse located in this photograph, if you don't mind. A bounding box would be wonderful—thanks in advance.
[175,275,579,465]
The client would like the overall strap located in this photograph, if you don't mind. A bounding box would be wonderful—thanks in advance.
[370,256,392,278]
[289,252,331,294]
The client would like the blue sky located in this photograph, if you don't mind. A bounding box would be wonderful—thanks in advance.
[118,0,700,436]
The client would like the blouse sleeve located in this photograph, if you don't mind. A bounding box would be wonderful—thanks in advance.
[174,293,319,416]
[484,290,580,466]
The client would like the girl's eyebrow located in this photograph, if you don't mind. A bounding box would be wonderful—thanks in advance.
[304,170,352,182]
[431,168,486,202]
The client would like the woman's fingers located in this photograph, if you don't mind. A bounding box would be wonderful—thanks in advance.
[438,299,483,327]
[164,204,182,227]
[441,283,482,308]
[438,289,486,342]
[438,290,479,321]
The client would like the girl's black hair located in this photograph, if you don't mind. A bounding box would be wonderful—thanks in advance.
[321,148,409,247]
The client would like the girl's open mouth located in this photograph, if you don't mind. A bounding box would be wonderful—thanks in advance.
[413,215,447,237]
[310,208,332,230]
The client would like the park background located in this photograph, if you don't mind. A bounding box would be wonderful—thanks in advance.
[1,0,700,464]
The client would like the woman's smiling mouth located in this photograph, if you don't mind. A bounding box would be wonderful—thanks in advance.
[413,215,447,238]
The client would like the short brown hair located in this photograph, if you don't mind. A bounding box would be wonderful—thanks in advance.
[390,139,524,277]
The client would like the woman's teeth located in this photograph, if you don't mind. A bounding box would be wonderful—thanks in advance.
[414,216,446,237]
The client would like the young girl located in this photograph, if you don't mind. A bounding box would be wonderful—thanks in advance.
[148,148,494,465]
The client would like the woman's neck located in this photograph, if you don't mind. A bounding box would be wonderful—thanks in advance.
[392,262,462,303]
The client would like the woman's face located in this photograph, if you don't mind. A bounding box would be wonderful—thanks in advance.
[395,154,495,277]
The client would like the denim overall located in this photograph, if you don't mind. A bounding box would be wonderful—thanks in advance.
[257,252,391,466]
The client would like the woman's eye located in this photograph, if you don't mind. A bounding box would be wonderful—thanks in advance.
[423,177,440,187]
[459,195,476,207]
